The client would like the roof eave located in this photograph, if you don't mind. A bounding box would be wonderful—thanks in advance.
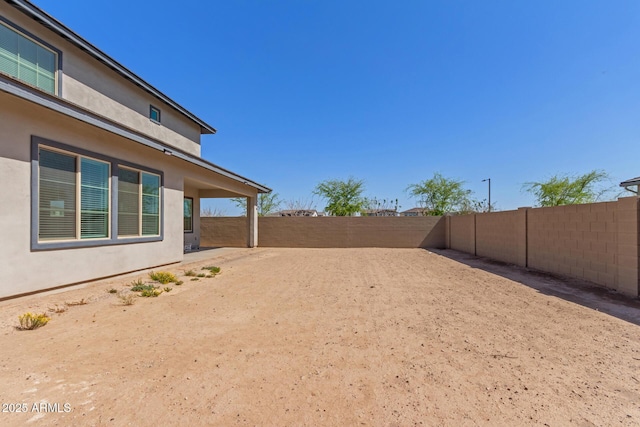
[7,0,217,135]
[0,77,270,194]
[620,178,640,188]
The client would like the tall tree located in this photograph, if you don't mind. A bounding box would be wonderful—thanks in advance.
[406,173,471,215]
[523,170,610,207]
[313,178,366,216]
[231,192,281,216]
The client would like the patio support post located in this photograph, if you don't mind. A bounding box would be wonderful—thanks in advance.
[247,195,258,248]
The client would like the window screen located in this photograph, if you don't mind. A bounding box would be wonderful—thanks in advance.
[141,173,160,236]
[118,169,160,237]
[38,149,76,240]
[80,158,109,238]
[117,168,140,236]
[184,198,193,232]
[0,22,57,94]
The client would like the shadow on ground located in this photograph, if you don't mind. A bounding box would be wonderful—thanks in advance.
[430,248,640,327]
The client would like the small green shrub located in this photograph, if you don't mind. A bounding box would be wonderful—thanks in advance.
[149,271,178,284]
[140,288,163,297]
[163,287,172,293]
[196,273,206,278]
[175,280,183,286]
[202,266,221,275]
[183,270,196,277]
[190,278,199,281]
[131,283,156,292]
[107,288,118,294]
[18,312,50,330]
[131,279,145,288]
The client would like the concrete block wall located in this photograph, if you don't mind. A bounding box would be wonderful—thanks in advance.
[476,209,527,267]
[449,215,475,254]
[446,198,640,298]
[201,216,446,249]
[201,217,247,247]
[200,200,640,297]
[616,197,640,296]
[527,202,618,288]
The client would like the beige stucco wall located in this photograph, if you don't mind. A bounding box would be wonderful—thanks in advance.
[0,2,204,157]
[0,85,255,298]
[201,216,446,248]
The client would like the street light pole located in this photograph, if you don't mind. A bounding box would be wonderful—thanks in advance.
[482,178,491,212]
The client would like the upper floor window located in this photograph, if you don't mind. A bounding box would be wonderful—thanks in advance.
[0,20,58,95]
[150,105,161,123]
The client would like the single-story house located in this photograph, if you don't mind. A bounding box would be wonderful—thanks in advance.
[0,0,270,298]
[400,207,428,216]
[270,209,319,217]
[620,177,640,195]
[360,209,399,217]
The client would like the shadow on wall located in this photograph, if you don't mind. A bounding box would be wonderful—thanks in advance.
[431,248,640,327]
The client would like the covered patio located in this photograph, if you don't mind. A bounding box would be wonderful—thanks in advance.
[182,162,270,250]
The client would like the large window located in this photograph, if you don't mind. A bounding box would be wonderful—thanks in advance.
[0,21,58,94]
[34,138,164,249]
[184,198,193,233]
[38,148,110,240]
[118,167,160,237]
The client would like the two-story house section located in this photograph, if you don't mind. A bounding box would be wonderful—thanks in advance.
[0,0,269,299]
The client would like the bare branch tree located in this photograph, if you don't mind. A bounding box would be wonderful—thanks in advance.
[284,198,317,211]
[201,206,227,217]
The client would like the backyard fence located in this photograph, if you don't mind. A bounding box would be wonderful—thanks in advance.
[201,216,446,249]
[446,197,640,297]
[200,197,640,298]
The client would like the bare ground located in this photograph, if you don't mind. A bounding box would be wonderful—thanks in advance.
[0,248,639,426]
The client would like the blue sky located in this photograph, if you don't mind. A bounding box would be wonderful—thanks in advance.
[32,0,640,214]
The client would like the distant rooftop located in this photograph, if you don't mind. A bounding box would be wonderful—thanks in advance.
[401,207,427,213]
[620,176,640,187]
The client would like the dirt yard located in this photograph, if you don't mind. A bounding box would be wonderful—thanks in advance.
[0,248,639,426]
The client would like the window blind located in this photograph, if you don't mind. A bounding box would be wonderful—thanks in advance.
[184,198,193,232]
[0,22,56,94]
[80,158,109,239]
[38,149,76,240]
[118,168,140,236]
[141,173,160,236]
